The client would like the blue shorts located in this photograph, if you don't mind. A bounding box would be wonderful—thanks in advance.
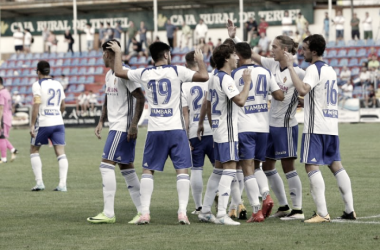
[103,130,136,164]
[214,141,239,163]
[301,133,341,165]
[266,126,298,160]
[189,135,215,167]
[31,125,65,146]
[142,130,192,171]
[238,132,268,161]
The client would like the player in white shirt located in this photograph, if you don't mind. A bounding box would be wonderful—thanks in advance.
[227,20,306,220]
[182,51,214,215]
[87,40,145,225]
[30,61,68,192]
[108,41,209,225]
[231,42,284,222]
[197,44,252,226]
[88,90,98,115]
[285,34,356,222]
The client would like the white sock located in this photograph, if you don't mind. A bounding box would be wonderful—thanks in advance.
[201,168,222,214]
[1,157,7,162]
[100,163,116,218]
[57,154,68,187]
[190,167,203,209]
[140,174,154,215]
[229,175,241,210]
[121,169,141,214]
[216,170,236,218]
[308,170,328,217]
[265,169,288,206]
[334,168,354,213]
[255,168,270,197]
[177,174,190,214]
[286,170,302,210]
[11,148,16,153]
[237,169,245,195]
[30,153,43,185]
[244,175,261,213]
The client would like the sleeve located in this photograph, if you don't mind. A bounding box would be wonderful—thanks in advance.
[127,68,144,83]
[303,66,320,89]
[268,73,280,92]
[61,86,66,100]
[178,66,196,83]
[260,57,275,70]
[221,75,239,100]
[181,86,188,107]
[32,82,41,97]
[207,79,212,101]
[296,67,306,80]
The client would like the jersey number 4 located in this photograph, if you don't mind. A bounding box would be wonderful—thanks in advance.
[147,79,172,105]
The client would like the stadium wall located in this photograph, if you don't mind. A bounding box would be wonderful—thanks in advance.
[1,7,379,56]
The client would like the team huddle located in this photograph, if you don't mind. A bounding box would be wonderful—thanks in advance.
[29,20,356,225]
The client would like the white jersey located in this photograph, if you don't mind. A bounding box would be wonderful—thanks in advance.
[232,64,280,133]
[181,78,212,139]
[32,78,65,127]
[105,67,140,132]
[128,65,195,132]
[261,57,305,127]
[207,70,239,143]
[303,61,338,135]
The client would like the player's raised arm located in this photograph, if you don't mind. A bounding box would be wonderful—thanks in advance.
[227,19,262,65]
[284,51,311,96]
[127,88,145,141]
[231,69,252,107]
[107,40,129,80]
[192,49,209,82]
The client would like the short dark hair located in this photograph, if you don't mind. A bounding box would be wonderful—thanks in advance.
[0,76,3,85]
[102,39,121,53]
[37,60,50,75]
[185,51,197,68]
[235,42,251,60]
[210,56,216,68]
[149,42,171,62]
[222,38,235,49]
[213,44,234,70]
[303,34,326,56]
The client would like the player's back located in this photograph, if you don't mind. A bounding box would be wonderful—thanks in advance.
[303,61,338,135]
[130,65,195,131]
[208,70,238,143]
[182,80,212,139]
[32,78,65,127]
[232,64,277,133]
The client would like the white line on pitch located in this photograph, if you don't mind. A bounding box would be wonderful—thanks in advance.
[357,214,380,219]
[332,220,380,224]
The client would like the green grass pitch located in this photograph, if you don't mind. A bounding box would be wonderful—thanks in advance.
[1,124,379,250]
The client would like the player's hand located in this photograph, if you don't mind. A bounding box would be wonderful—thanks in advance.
[30,125,35,138]
[194,49,204,62]
[227,19,236,38]
[284,51,294,68]
[106,41,121,53]
[127,125,138,142]
[242,69,252,85]
[189,140,194,151]
[297,96,304,108]
[197,123,204,141]
[95,122,103,139]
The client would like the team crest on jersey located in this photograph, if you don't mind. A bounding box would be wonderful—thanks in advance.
[283,77,287,83]
[228,85,235,92]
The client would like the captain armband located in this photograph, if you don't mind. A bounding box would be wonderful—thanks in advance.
[33,96,42,104]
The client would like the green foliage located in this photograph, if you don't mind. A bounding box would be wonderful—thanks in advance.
[1,124,379,250]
